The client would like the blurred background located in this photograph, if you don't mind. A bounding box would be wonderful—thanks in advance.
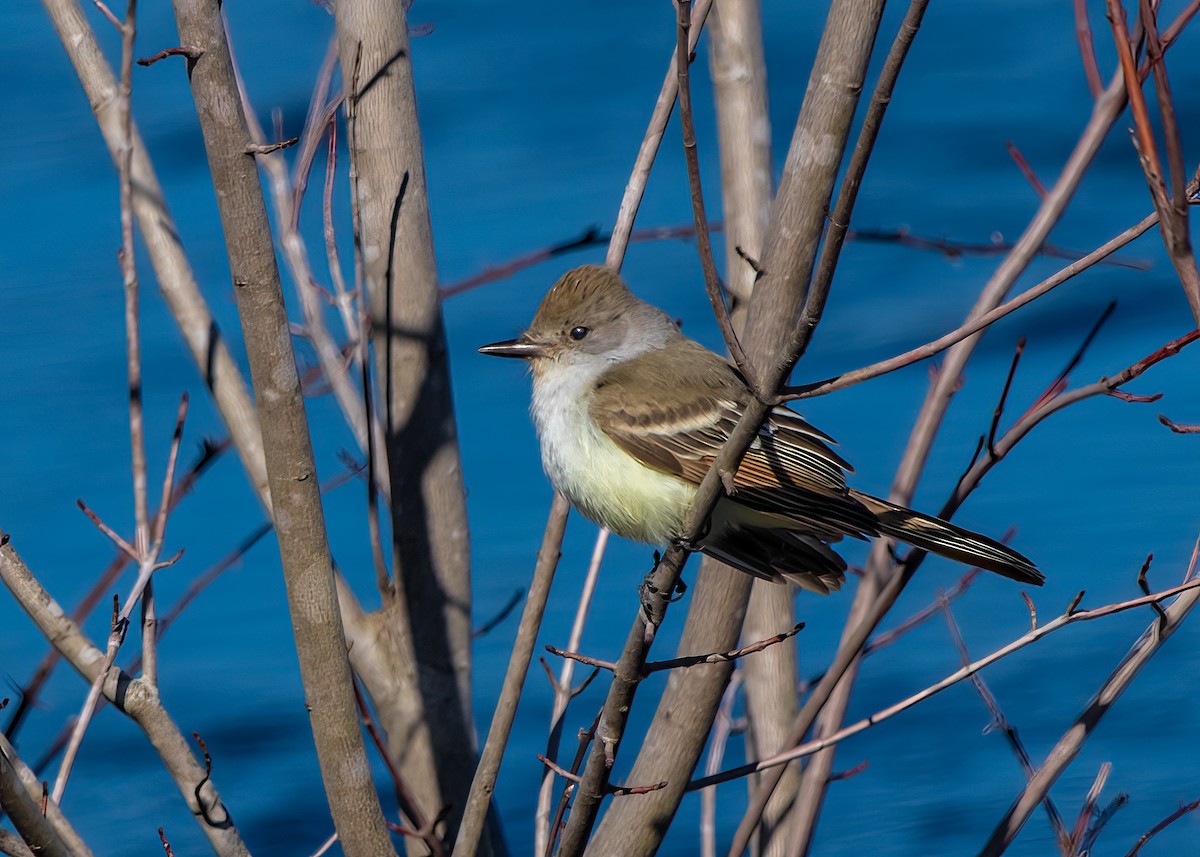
[2,0,1199,853]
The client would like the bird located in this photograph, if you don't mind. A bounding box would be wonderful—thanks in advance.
[479,264,1043,594]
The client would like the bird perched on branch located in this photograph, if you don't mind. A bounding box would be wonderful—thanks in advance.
[480,264,1042,593]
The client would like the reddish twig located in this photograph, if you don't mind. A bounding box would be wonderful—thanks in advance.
[1074,0,1105,97]
[75,499,139,562]
[352,678,444,856]
[1124,796,1200,856]
[1109,0,1200,322]
[827,760,870,783]
[440,222,1148,300]
[1005,141,1048,197]
[1158,414,1200,433]
[136,45,201,66]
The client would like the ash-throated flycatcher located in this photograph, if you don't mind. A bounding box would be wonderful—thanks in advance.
[480,265,1042,593]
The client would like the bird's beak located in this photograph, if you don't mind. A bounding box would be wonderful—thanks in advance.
[478,336,547,360]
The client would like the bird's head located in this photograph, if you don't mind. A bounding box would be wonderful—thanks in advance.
[479,265,679,374]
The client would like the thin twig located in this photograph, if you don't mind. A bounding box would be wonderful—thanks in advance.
[604,0,715,270]
[675,0,757,389]
[536,528,608,856]
[1124,796,1200,856]
[987,337,1025,457]
[699,672,741,857]
[940,600,1071,850]
[733,322,1197,852]
[135,45,200,65]
[545,711,601,857]
[440,221,1145,299]
[544,646,616,673]
[536,755,666,796]
[644,623,803,673]
[1068,762,1113,852]
[5,441,226,741]
[76,500,139,562]
[784,213,1158,400]
[797,0,932,374]
[244,136,298,155]
[472,588,524,640]
[762,81,1164,854]
[1006,141,1048,198]
[454,493,570,855]
[352,678,444,856]
[1158,413,1200,433]
[1074,0,1105,97]
[1109,0,1200,322]
[979,535,1200,854]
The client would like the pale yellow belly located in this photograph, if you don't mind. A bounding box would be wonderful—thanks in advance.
[534,386,695,543]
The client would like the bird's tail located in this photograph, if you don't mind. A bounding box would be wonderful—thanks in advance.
[849,490,1044,585]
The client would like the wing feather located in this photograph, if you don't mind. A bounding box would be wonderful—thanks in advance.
[588,344,876,535]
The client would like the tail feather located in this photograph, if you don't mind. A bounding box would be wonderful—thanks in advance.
[849,490,1043,585]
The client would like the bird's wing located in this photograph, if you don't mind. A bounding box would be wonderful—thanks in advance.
[588,343,874,537]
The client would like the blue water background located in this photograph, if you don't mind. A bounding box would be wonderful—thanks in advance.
[3,1,1200,854]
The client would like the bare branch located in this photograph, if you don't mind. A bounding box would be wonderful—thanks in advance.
[980,536,1200,853]
[544,645,615,672]
[136,45,201,65]
[171,1,396,850]
[691,574,1200,791]
[0,540,249,854]
[675,0,757,389]
[76,499,139,562]
[644,623,804,673]
[785,212,1158,400]
[472,588,524,640]
[454,494,570,854]
[1125,796,1200,856]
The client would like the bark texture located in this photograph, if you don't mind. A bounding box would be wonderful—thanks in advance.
[334,1,481,845]
[170,2,397,853]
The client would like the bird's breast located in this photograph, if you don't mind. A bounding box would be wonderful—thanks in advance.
[530,369,695,544]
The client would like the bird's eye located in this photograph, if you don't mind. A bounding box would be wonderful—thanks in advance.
[569,326,590,341]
